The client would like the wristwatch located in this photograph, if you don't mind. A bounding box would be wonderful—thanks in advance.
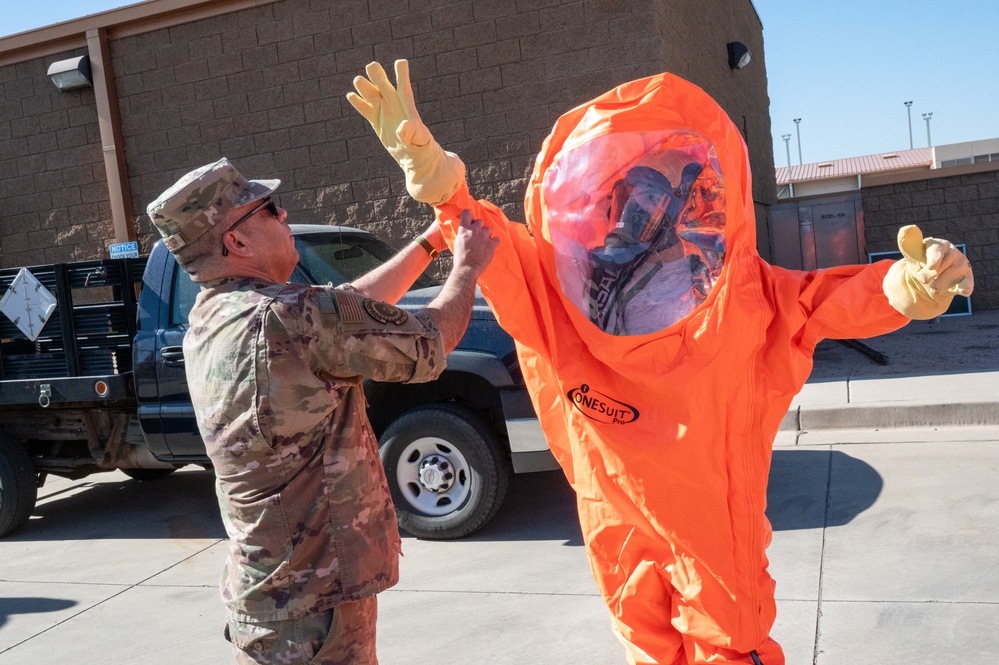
[414,234,440,259]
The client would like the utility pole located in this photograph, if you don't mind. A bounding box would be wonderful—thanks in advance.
[904,101,913,149]
[781,133,794,197]
[781,134,792,170]
[923,112,933,147]
[793,118,802,165]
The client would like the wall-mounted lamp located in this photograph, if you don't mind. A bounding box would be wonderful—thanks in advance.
[727,42,752,69]
[47,55,92,91]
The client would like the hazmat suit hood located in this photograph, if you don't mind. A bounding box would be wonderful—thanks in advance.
[524,73,756,365]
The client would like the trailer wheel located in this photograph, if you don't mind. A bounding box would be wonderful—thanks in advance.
[0,435,39,538]
[379,404,510,540]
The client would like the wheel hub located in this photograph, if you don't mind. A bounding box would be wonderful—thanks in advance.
[418,455,455,493]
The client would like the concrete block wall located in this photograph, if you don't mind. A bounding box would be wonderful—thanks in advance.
[653,0,775,242]
[0,49,114,267]
[1,0,773,268]
[863,166,999,310]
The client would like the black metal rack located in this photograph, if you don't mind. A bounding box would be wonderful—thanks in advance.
[0,258,147,382]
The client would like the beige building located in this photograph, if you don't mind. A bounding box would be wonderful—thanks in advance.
[776,138,999,200]
[772,139,999,310]
[776,148,933,200]
[0,0,776,268]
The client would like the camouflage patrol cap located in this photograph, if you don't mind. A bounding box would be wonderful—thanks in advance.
[146,158,280,252]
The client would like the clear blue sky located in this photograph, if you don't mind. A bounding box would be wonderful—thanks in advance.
[5,1,999,166]
[754,0,999,165]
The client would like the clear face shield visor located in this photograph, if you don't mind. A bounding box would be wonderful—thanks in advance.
[544,130,727,336]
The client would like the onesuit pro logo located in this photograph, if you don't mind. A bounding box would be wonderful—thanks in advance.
[567,384,639,424]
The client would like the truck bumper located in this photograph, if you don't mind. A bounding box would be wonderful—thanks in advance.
[500,389,559,473]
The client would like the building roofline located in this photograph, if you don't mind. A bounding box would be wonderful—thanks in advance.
[0,0,276,65]
[776,147,932,185]
[863,157,999,188]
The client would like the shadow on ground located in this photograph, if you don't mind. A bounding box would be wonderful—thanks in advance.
[13,448,883,544]
[767,449,882,531]
[11,468,224,542]
[404,448,884,542]
[0,598,77,630]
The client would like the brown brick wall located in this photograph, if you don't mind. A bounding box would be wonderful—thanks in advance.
[0,49,114,267]
[863,166,999,310]
[1,0,773,267]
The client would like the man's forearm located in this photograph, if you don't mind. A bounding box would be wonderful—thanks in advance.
[350,238,436,304]
[423,266,479,353]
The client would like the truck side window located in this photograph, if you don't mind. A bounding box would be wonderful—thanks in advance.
[170,265,200,327]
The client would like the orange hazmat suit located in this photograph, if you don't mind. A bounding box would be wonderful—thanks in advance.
[429,74,910,664]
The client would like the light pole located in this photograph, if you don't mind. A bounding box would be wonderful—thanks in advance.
[904,101,913,149]
[781,133,795,197]
[781,133,792,170]
[923,112,933,147]
[793,118,802,165]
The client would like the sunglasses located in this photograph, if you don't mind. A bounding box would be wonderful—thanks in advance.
[221,197,280,256]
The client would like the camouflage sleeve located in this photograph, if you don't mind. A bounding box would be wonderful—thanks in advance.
[303,286,446,383]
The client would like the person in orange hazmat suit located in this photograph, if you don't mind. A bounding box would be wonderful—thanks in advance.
[347,60,975,665]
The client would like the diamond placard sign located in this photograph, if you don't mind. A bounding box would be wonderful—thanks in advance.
[1,268,58,341]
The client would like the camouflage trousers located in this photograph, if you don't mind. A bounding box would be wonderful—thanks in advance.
[225,596,378,665]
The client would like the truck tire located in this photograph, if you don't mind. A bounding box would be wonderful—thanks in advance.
[0,435,39,538]
[379,404,510,540]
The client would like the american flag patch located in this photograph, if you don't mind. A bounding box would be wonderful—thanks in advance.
[335,292,364,324]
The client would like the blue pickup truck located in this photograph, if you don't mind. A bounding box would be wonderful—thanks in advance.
[0,225,554,540]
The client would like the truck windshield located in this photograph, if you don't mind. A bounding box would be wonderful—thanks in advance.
[293,232,440,289]
[170,230,441,326]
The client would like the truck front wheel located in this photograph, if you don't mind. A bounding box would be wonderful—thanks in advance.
[0,435,39,538]
[379,404,510,540]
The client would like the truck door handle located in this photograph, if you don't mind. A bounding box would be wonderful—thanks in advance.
[161,346,185,367]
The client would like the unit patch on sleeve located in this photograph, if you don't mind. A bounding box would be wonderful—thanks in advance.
[363,299,409,325]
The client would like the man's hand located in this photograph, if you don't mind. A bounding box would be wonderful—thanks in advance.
[883,225,974,320]
[424,210,497,352]
[346,60,466,206]
[452,209,499,279]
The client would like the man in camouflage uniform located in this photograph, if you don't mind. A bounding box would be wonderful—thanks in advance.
[147,158,497,664]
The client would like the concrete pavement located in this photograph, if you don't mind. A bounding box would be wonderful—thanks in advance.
[3,426,999,664]
[2,309,999,664]
[782,369,999,443]
[783,308,999,441]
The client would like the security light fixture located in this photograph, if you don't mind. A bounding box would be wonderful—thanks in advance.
[727,42,751,69]
[47,55,92,91]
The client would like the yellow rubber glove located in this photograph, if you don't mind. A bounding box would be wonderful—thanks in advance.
[347,60,465,206]
[882,225,975,320]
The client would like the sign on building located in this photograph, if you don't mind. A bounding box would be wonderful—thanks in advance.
[109,241,140,259]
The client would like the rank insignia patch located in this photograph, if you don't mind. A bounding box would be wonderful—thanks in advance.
[363,299,409,325]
